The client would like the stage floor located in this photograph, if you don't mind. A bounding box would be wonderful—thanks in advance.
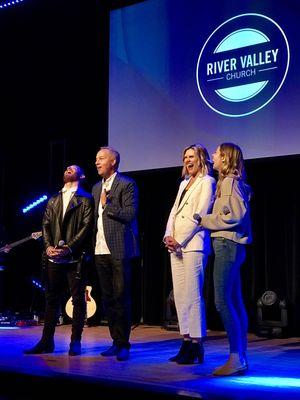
[0,324,300,399]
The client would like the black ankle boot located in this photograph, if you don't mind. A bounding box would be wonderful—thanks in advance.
[176,342,204,364]
[169,340,191,362]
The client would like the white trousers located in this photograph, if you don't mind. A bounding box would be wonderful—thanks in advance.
[170,251,207,338]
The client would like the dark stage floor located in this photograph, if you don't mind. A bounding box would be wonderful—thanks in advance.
[0,324,299,399]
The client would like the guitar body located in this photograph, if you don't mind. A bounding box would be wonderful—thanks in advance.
[65,286,97,319]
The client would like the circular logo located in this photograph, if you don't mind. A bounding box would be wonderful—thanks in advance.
[196,13,290,117]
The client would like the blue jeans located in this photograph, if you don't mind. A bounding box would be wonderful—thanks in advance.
[213,238,248,354]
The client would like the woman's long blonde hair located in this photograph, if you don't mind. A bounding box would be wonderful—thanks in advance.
[216,143,247,197]
[181,143,212,178]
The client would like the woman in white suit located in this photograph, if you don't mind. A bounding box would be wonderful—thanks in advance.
[164,144,216,364]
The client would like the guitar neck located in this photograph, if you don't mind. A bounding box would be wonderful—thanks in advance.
[0,235,33,253]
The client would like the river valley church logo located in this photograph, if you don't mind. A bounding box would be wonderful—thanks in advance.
[196,13,290,117]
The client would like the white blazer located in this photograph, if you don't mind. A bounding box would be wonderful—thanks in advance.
[164,174,216,253]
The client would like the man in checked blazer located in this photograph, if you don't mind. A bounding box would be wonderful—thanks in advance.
[92,146,139,361]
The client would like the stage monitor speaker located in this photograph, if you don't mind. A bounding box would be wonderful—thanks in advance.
[162,289,179,331]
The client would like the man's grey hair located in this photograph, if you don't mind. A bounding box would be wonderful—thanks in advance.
[100,146,120,170]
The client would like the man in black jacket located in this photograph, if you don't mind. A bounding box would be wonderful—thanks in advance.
[24,165,94,356]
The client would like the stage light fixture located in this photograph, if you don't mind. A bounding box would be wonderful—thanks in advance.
[22,195,47,214]
[32,279,45,291]
[0,0,24,9]
[257,290,288,338]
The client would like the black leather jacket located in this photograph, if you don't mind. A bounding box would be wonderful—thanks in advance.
[42,187,94,261]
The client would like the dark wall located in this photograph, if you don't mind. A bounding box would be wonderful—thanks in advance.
[0,0,108,226]
[0,0,109,313]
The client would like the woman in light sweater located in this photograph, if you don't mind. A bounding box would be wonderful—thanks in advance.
[164,144,215,364]
[199,143,252,376]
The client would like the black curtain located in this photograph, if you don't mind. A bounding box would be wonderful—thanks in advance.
[128,154,300,336]
[0,0,109,314]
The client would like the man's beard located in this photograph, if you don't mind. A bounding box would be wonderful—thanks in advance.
[63,173,78,183]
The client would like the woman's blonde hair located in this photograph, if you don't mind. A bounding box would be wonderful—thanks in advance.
[181,143,212,178]
[216,142,246,197]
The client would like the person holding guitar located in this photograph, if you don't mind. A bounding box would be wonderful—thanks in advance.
[24,165,94,356]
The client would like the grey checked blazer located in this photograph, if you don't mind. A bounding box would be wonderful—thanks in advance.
[92,173,140,259]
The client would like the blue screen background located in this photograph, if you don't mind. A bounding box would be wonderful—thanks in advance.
[109,0,300,171]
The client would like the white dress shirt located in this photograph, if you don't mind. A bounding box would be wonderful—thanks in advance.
[95,172,117,255]
[61,185,77,218]
[49,184,78,264]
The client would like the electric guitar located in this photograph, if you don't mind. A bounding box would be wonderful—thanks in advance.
[65,286,97,319]
[0,231,42,253]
